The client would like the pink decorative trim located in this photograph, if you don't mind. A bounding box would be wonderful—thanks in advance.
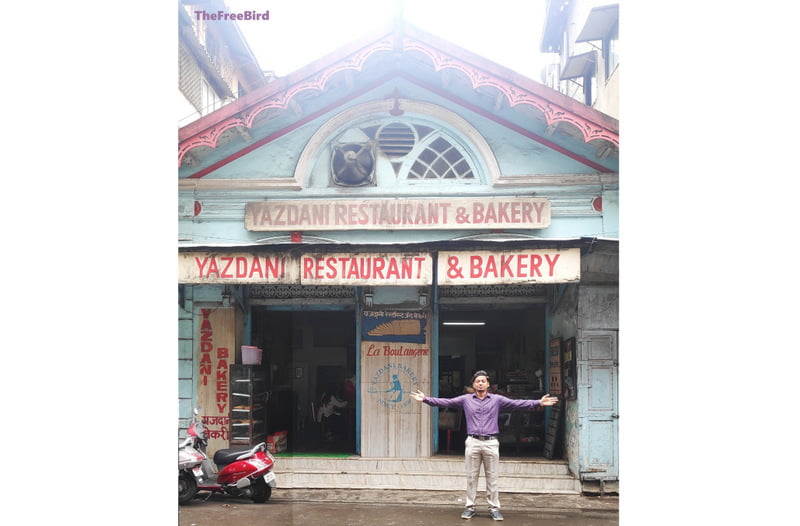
[179,38,394,165]
[179,35,618,166]
[402,38,619,147]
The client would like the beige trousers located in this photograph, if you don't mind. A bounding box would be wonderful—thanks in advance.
[464,436,501,511]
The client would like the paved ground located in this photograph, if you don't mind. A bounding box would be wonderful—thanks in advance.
[178,488,619,525]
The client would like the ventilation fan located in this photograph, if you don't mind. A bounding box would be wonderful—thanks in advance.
[331,142,376,186]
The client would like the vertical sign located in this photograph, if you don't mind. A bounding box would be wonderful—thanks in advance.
[360,310,431,458]
[197,307,236,456]
[549,338,562,396]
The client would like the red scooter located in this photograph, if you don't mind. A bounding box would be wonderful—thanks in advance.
[182,407,277,503]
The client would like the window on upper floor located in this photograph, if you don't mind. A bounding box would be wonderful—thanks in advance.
[363,121,477,182]
[200,78,223,115]
[603,21,619,80]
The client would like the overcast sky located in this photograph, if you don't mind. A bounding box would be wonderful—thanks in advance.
[226,0,552,80]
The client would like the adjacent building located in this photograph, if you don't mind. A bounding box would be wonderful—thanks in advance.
[178,0,270,127]
[540,0,619,119]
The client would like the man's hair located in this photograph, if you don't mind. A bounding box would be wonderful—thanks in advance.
[472,370,490,383]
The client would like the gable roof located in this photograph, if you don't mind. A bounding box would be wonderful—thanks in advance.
[178,20,618,178]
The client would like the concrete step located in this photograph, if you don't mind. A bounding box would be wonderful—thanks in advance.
[273,456,581,494]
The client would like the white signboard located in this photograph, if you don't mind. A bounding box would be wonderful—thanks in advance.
[178,252,297,284]
[179,250,576,285]
[179,252,433,285]
[437,248,581,285]
[245,197,550,231]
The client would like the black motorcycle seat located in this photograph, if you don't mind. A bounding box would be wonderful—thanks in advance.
[213,447,253,466]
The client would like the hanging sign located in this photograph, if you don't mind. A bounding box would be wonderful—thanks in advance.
[196,307,236,455]
[245,197,550,231]
[437,248,580,285]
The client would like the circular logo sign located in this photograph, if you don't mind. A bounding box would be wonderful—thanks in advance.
[368,363,419,410]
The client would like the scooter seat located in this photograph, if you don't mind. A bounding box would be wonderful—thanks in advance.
[213,447,253,466]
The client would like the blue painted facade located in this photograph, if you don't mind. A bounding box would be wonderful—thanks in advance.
[178,22,618,486]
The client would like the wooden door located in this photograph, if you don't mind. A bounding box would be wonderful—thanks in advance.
[577,330,618,479]
[360,310,432,457]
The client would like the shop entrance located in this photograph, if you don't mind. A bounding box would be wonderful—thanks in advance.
[251,308,357,454]
[437,305,549,457]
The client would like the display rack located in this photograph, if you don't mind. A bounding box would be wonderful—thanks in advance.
[230,364,268,446]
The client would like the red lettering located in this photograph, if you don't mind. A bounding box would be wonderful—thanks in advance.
[334,204,347,225]
[302,257,315,279]
[473,203,484,223]
[217,347,229,358]
[533,201,546,223]
[205,258,219,277]
[249,257,263,278]
[470,255,483,278]
[373,258,386,279]
[257,207,272,225]
[273,205,285,225]
[386,258,400,279]
[195,257,209,277]
[326,257,338,279]
[221,257,234,278]
[529,254,543,277]
[500,255,513,277]
[545,253,560,276]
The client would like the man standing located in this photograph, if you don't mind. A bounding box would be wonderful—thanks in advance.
[411,370,558,521]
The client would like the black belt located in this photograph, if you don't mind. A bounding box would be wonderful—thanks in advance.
[468,434,497,441]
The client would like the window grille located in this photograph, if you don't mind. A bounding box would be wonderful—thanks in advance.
[408,136,474,180]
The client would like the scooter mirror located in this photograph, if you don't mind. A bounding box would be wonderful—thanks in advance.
[193,406,201,415]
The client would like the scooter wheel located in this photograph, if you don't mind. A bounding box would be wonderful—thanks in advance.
[179,471,198,505]
[250,477,272,503]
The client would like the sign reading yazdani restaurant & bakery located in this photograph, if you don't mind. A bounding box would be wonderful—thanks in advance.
[244,196,551,231]
[178,248,580,285]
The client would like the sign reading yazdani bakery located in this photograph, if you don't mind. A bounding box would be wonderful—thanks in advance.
[244,197,551,231]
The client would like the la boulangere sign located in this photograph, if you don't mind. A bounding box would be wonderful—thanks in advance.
[244,197,551,231]
[178,249,580,285]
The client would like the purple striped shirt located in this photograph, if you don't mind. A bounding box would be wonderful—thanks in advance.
[423,393,541,436]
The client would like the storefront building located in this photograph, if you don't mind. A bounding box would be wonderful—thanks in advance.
[178,22,618,492]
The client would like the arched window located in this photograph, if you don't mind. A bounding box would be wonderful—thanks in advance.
[294,100,501,188]
[358,119,479,183]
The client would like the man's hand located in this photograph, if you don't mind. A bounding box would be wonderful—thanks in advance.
[410,390,426,402]
[540,394,559,406]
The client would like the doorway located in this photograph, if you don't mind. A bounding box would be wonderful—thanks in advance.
[251,308,357,454]
[437,305,548,456]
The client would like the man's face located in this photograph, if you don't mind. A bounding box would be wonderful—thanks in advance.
[473,375,489,391]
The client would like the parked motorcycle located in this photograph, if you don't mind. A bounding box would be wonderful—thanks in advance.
[181,407,277,503]
[178,434,203,505]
